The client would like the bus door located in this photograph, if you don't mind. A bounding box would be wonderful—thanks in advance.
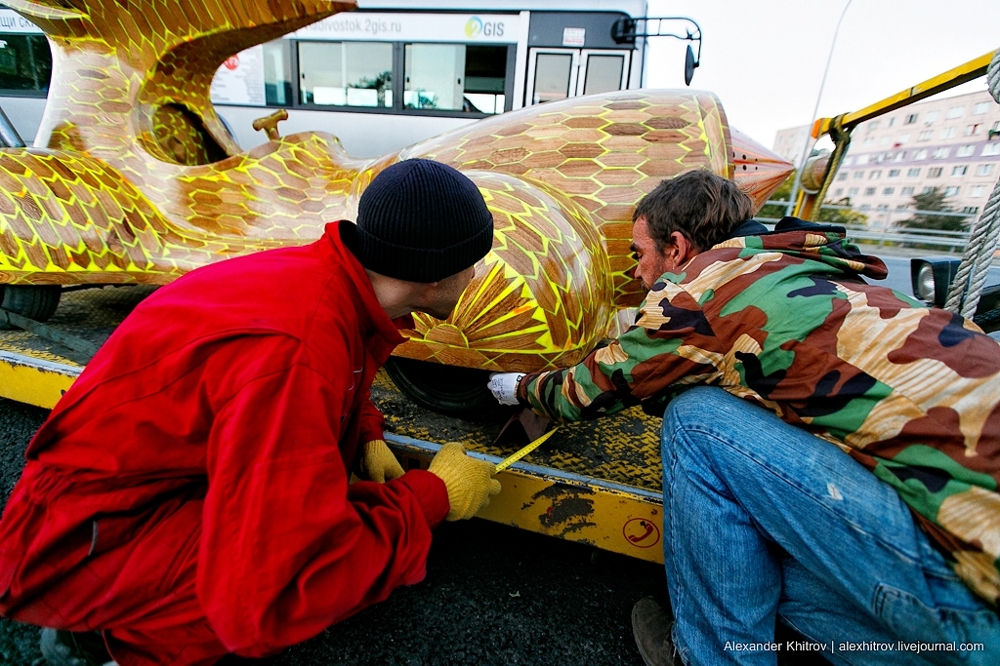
[525,47,630,105]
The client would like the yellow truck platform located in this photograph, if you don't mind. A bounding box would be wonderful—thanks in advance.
[0,285,666,563]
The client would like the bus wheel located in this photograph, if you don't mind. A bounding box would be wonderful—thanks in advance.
[384,356,508,419]
[0,285,62,329]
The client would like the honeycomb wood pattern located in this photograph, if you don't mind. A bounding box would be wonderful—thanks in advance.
[0,0,792,371]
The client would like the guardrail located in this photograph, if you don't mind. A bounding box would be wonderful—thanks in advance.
[757,201,974,253]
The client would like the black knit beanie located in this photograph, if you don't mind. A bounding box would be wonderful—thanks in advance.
[341,159,494,282]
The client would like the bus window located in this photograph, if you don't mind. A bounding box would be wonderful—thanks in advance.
[263,41,292,106]
[531,52,574,104]
[298,41,393,108]
[0,34,51,94]
[405,44,463,111]
[582,53,626,95]
[463,45,508,115]
[404,43,509,115]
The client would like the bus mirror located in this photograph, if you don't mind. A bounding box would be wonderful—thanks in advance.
[684,45,697,86]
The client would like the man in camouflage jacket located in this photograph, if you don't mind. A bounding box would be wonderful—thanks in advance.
[488,170,999,665]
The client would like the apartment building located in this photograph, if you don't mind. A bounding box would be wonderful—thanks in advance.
[773,90,1000,226]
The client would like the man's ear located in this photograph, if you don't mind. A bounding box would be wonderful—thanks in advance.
[668,231,695,266]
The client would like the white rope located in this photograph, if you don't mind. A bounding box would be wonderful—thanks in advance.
[944,47,1000,317]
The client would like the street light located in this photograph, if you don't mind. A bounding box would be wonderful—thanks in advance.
[787,0,854,217]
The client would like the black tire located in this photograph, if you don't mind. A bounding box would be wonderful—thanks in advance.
[384,356,509,419]
[0,285,62,329]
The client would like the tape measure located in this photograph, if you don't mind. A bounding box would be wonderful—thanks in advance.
[494,427,559,473]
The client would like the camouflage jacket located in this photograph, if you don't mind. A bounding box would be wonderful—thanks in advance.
[519,219,1000,607]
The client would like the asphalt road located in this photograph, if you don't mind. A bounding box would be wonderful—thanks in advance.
[0,397,666,666]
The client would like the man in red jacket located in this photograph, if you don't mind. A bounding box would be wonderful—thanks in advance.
[0,159,501,666]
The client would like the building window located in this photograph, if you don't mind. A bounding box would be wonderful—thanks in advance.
[892,151,906,162]
[918,130,933,141]
[856,155,869,165]
[906,167,921,177]
[951,165,968,176]
[848,187,859,196]
[887,117,897,127]
[882,187,894,195]
[895,204,908,210]
[853,171,865,180]
[837,172,848,181]
[964,124,981,137]
[940,127,957,139]
[901,187,915,196]
[864,187,876,196]
[863,136,875,147]
[944,186,960,196]
[976,163,994,176]
[928,167,943,178]
[922,186,935,194]
[867,120,880,132]
[961,206,978,214]
[972,101,991,115]
[913,149,928,160]
[971,185,985,197]
[946,106,965,119]
[888,169,900,178]
[932,147,950,159]
[879,135,891,146]
[905,113,918,124]
[924,110,940,124]
[833,188,843,196]
[842,156,853,166]
[983,143,1000,156]
[876,204,889,212]
[897,134,910,144]
[859,204,871,211]
[869,170,881,179]
[956,144,975,157]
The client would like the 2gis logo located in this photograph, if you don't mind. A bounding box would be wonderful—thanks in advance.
[464,16,504,39]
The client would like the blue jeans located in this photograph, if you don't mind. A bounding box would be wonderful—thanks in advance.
[660,387,1000,666]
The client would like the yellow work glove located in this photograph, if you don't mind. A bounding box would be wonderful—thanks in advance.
[360,439,405,483]
[427,443,502,521]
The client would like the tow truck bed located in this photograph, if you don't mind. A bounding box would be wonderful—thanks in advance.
[0,286,665,563]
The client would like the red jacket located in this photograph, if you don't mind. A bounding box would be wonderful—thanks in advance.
[0,222,449,661]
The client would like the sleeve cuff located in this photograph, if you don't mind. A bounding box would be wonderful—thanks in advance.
[516,372,532,405]
[398,469,450,527]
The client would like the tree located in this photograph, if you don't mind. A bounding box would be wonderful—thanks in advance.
[757,171,794,221]
[896,187,965,232]
[816,197,869,226]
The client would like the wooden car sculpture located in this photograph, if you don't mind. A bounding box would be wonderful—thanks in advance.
[0,0,792,412]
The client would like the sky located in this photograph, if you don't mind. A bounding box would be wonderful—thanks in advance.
[643,0,1000,152]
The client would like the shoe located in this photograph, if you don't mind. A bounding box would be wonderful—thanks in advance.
[39,628,118,666]
[631,597,680,666]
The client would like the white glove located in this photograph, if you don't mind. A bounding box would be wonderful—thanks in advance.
[488,372,526,406]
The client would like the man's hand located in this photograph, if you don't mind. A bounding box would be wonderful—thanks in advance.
[427,443,502,521]
[360,439,405,483]
[487,372,526,406]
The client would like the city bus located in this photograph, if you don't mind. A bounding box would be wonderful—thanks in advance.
[1,0,659,157]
